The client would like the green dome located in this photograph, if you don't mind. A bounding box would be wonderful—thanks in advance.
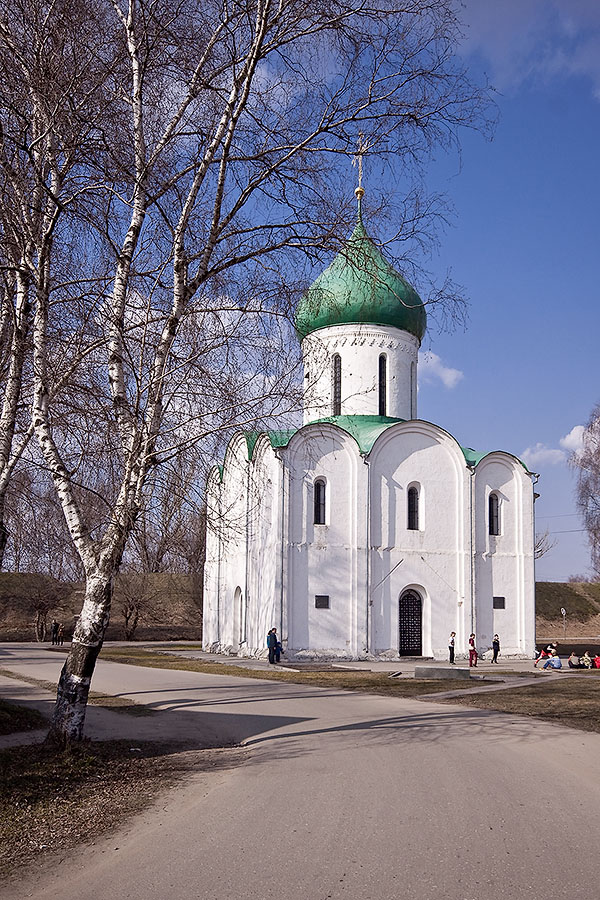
[295,206,426,341]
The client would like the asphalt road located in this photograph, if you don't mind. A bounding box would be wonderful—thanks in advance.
[2,644,600,900]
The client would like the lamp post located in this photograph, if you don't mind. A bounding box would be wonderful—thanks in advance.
[560,607,567,640]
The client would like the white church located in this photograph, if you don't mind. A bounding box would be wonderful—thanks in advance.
[203,189,536,661]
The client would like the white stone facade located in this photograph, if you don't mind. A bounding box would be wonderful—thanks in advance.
[302,323,419,423]
[203,331,536,660]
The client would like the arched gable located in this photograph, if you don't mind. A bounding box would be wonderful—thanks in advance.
[367,419,469,551]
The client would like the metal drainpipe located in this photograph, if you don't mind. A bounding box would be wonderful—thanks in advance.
[216,493,222,645]
[279,452,286,640]
[364,456,371,656]
[532,473,540,651]
[469,465,475,636]
[243,462,250,646]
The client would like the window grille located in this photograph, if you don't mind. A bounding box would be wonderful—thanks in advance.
[332,354,341,416]
[489,493,500,535]
[407,486,419,531]
[314,479,326,525]
[378,354,387,416]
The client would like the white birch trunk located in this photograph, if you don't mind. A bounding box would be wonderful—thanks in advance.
[46,570,115,745]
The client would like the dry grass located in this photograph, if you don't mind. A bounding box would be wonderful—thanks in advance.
[99,647,484,696]
[0,741,243,879]
[449,676,600,733]
[0,667,154,716]
[0,700,46,736]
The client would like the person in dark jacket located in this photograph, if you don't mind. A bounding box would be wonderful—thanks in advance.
[267,628,278,664]
[491,634,500,664]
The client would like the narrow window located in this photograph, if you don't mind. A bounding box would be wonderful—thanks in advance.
[378,354,387,416]
[332,354,341,416]
[493,596,505,609]
[314,478,326,525]
[489,493,500,536]
[315,595,330,609]
[407,485,419,531]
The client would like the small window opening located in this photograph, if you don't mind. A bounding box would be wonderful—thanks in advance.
[493,596,505,609]
[314,478,326,525]
[315,595,330,609]
[489,493,500,536]
[332,354,341,416]
[378,354,387,417]
[407,486,419,531]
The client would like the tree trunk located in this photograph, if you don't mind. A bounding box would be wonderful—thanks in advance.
[0,520,8,570]
[46,572,112,747]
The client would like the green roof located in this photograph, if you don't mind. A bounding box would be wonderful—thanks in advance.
[310,415,405,454]
[245,429,298,460]
[295,205,427,341]
[240,418,507,468]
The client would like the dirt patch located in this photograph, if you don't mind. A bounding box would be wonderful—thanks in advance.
[0,740,244,881]
[98,647,490,697]
[447,676,600,734]
[0,667,155,717]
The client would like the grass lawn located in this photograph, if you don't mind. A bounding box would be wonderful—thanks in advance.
[0,667,155,716]
[99,647,477,696]
[0,740,242,878]
[449,675,600,733]
[0,700,46,735]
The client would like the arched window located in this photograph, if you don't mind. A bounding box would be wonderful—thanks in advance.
[332,354,341,416]
[489,492,500,535]
[314,478,326,525]
[407,485,419,531]
[378,354,387,417]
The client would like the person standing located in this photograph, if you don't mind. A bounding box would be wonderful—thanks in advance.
[57,624,64,646]
[50,619,59,645]
[468,633,477,667]
[448,632,456,664]
[491,633,500,664]
[267,628,278,664]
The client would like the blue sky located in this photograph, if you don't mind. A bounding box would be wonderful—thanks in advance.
[412,1,600,581]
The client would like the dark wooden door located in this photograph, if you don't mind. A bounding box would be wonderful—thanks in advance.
[399,590,422,656]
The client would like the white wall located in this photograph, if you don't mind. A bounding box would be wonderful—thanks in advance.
[474,454,536,657]
[203,427,536,661]
[368,421,470,657]
[283,424,367,656]
[302,324,419,423]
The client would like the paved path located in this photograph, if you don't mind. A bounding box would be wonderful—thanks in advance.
[2,643,600,900]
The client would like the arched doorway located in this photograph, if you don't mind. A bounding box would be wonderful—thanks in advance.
[398,590,422,656]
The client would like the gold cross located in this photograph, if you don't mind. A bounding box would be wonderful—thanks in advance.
[352,132,371,190]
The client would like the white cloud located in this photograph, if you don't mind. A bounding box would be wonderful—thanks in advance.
[559,424,586,453]
[460,0,600,97]
[418,351,463,389]
[521,423,588,468]
[521,442,566,467]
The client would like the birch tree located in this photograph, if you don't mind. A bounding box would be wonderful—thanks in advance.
[572,404,600,577]
[2,0,492,744]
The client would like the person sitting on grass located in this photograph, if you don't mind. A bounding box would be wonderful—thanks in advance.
[568,652,582,669]
[542,650,562,670]
[581,651,593,669]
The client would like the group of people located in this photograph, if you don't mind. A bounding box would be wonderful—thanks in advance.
[448,632,501,667]
[50,619,65,645]
[534,643,600,671]
[266,628,282,664]
[567,650,600,669]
